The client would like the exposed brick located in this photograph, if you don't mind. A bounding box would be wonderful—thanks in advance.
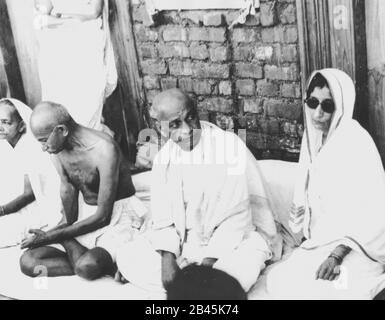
[218,81,232,96]
[203,13,225,26]
[200,98,234,113]
[254,46,274,61]
[256,80,280,97]
[264,64,299,81]
[209,46,230,62]
[161,77,178,90]
[282,45,298,62]
[264,99,302,120]
[158,43,190,58]
[234,46,254,61]
[236,79,255,96]
[178,78,194,92]
[135,24,158,42]
[235,63,264,79]
[279,4,297,25]
[281,83,302,98]
[231,28,261,43]
[143,76,160,90]
[260,2,279,27]
[140,44,158,59]
[190,44,209,60]
[192,79,216,95]
[284,26,298,43]
[192,62,230,79]
[141,60,167,75]
[169,60,193,76]
[261,26,298,43]
[242,98,264,114]
[209,28,227,43]
[189,27,226,43]
[163,26,188,42]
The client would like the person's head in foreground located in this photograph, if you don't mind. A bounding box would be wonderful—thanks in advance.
[166,264,247,300]
[0,98,28,148]
[150,88,201,151]
[30,101,76,154]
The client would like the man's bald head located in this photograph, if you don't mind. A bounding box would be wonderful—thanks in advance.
[150,89,201,151]
[151,88,196,121]
[30,101,75,135]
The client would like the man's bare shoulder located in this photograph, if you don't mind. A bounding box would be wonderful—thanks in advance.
[87,129,120,160]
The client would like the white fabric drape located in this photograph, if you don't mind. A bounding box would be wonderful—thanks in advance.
[35,0,117,129]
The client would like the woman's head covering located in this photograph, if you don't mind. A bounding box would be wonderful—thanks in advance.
[303,69,356,161]
[0,98,32,137]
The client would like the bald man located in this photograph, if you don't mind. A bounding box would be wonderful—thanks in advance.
[116,89,280,296]
[19,102,147,280]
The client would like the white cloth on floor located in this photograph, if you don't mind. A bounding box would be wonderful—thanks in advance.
[0,99,62,248]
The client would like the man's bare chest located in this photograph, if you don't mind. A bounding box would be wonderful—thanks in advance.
[60,154,100,191]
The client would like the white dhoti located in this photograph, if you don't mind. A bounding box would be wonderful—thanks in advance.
[0,203,59,249]
[50,195,147,262]
[266,244,384,300]
[116,230,271,294]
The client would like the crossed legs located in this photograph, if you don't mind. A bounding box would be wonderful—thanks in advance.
[20,239,116,280]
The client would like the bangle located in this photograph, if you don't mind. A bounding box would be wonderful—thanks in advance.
[328,253,343,264]
[0,206,5,217]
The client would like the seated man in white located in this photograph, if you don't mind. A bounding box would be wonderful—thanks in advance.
[266,69,385,300]
[0,98,61,248]
[116,89,281,296]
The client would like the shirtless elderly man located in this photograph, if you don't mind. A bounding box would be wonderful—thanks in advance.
[116,89,280,295]
[20,102,146,280]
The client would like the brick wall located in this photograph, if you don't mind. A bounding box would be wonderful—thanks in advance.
[132,0,303,161]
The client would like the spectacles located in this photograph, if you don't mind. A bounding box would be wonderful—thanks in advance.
[304,97,335,114]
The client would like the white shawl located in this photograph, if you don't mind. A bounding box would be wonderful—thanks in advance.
[292,69,385,264]
[0,98,61,230]
[150,121,281,260]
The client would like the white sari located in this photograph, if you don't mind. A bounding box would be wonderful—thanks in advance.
[266,69,385,299]
[0,98,61,248]
[35,0,117,129]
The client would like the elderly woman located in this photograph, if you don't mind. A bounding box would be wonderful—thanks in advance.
[33,0,116,131]
[266,69,385,300]
[0,98,61,248]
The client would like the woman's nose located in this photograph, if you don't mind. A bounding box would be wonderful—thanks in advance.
[313,105,324,119]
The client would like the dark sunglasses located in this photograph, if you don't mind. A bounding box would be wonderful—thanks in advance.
[304,97,335,114]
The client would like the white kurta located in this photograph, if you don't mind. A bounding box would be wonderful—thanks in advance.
[117,122,280,294]
[266,69,385,300]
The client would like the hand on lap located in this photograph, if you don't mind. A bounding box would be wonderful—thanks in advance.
[315,256,341,281]
[21,229,48,249]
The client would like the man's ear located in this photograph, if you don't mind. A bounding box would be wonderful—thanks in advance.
[18,120,26,134]
[57,124,69,137]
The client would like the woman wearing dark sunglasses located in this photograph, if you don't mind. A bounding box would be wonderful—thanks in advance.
[267,69,385,300]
